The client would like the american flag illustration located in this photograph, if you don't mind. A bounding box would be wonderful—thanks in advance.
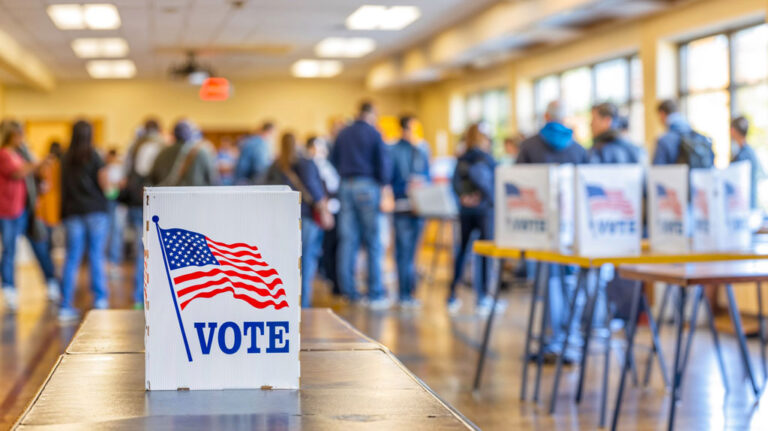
[585,184,634,217]
[656,183,682,217]
[724,181,744,211]
[692,187,708,215]
[157,225,288,311]
[505,183,544,215]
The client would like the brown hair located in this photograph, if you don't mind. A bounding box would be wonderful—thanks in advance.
[465,123,485,151]
[0,120,22,148]
[277,132,298,171]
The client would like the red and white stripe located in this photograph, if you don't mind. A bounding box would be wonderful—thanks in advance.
[589,191,634,217]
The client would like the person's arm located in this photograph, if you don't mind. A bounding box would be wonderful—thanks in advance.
[375,134,392,185]
[93,153,109,192]
[516,143,530,164]
[468,160,494,199]
[298,161,325,203]
[234,140,253,182]
[253,139,270,175]
[203,147,220,186]
[651,137,669,165]
[420,147,432,182]
[329,137,341,169]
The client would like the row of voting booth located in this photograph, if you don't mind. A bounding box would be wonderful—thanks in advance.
[495,161,753,255]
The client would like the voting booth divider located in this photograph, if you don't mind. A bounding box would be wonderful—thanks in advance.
[494,164,574,250]
[647,165,689,253]
[144,186,301,391]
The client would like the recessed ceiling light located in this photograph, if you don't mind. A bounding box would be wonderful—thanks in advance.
[346,5,420,30]
[86,59,136,79]
[72,38,129,58]
[47,4,121,30]
[315,37,376,58]
[291,60,342,78]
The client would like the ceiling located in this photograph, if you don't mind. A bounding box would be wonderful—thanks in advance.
[0,0,498,81]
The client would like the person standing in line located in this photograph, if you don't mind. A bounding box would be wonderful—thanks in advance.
[448,123,496,315]
[36,141,64,247]
[263,133,330,307]
[121,119,166,309]
[216,137,239,186]
[235,121,275,184]
[730,116,764,209]
[0,121,52,310]
[499,134,524,165]
[330,101,392,309]
[104,149,125,279]
[587,102,642,164]
[309,136,342,296]
[652,99,714,167]
[517,101,588,361]
[149,121,219,187]
[389,115,430,308]
[59,120,110,322]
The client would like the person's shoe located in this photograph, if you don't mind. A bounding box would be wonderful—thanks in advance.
[2,287,18,311]
[446,297,462,315]
[58,307,80,323]
[398,298,422,310]
[46,280,61,302]
[367,297,392,311]
[93,298,110,310]
[133,302,144,310]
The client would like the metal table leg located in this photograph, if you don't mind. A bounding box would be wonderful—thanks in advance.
[725,283,759,395]
[473,257,505,391]
[757,282,767,381]
[666,286,687,431]
[520,262,542,400]
[609,280,643,431]
[533,263,552,402]
[548,269,587,414]
[701,294,729,393]
[599,292,613,428]
[575,267,600,404]
[677,286,703,400]
[644,283,672,386]
[641,294,670,388]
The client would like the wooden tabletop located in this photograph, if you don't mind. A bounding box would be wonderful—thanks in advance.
[618,261,768,286]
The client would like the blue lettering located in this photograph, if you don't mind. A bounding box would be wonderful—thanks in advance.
[218,321,242,354]
[244,321,265,353]
[194,322,217,355]
[267,321,289,353]
[192,321,290,354]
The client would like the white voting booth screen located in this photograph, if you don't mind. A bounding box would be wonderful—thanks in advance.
[144,186,301,391]
[410,183,458,218]
[575,165,642,256]
[494,164,574,250]
[648,165,689,253]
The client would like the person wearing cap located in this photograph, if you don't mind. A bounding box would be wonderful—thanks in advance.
[588,102,642,164]
[730,116,764,209]
[149,120,219,187]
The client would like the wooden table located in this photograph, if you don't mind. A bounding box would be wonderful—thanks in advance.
[16,309,476,430]
[617,261,768,431]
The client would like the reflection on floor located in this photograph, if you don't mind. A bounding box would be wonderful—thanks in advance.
[2,253,768,430]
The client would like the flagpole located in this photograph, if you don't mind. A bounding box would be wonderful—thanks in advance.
[153,216,193,362]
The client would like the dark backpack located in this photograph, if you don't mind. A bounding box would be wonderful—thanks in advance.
[455,159,481,197]
[117,138,152,206]
[675,131,714,168]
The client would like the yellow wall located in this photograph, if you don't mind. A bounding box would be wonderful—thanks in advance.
[415,0,767,155]
[4,78,417,149]
[0,82,5,118]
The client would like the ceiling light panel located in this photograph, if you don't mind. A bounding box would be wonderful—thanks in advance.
[346,5,420,30]
[291,60,342,78]
[72,38,129,58]
[87,60,136,79]
[315,38,376,58]
[47,4,121,30]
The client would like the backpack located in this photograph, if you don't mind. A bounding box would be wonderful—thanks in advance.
[455,158,481,198]
[118,138,152,206]
[675,131,714,168]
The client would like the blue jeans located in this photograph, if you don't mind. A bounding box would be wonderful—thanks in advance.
[61,212,109,309]
[393,213,424,301]
[0,213,25,289]
[337,178,384,300]
[450,210,493,304]
[106,200,124,264]
[19,210,57,283]
[128,207,144,304]
[301,218,324,308]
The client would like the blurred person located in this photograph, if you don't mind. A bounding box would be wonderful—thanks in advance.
[121,119,166,308]
[264,133,330,307]
[653,99,714,167]
[0,120,53,309]
[308,136,342,295]
[235,121,275,184]
[500,133,524,165]
[588,102,642,164]
[36,141,64,241]
[449,123,496,315]
[150,120,218,187]
[59,120,110,321]
[730,116,764,209]
[389,115,431,308]
[518,101,588,164]
[217,137,238,186]
[104,149,125,275]
[330,101,392,309]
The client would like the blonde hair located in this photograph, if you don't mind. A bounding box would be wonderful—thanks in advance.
[465,123,486,151]
[277,132,298,170]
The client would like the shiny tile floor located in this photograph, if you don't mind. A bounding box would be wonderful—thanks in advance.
[2,250,768,430]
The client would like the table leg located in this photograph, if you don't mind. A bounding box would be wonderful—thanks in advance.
[677,286,703,400]
[533,263,551,402]
[609,280,643,431]
[520,261,542,400]
[666,286,687,431]
[548,269,587,414]
[757,282,767,381]
[473,257,504,391]
[642,294,670,388]
[426,220,444,284]
[701,294,729,393]
[644,283,672,386]
[725,284,759,395]
[575,267,600,404]
[600,293,613,428]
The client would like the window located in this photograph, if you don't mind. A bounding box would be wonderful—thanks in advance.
[533,55,644,146]
[452,88,510,156]
[679,23,768,210]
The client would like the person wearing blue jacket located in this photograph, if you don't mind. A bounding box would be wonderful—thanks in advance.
[730,116,764,209]
[652,100,691,165]
[235,122,275,184]
[449,123,496,314]
[517,101,588,361]
[389,116,431,308]
[588,102,642,164]
[330,101,392,309]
